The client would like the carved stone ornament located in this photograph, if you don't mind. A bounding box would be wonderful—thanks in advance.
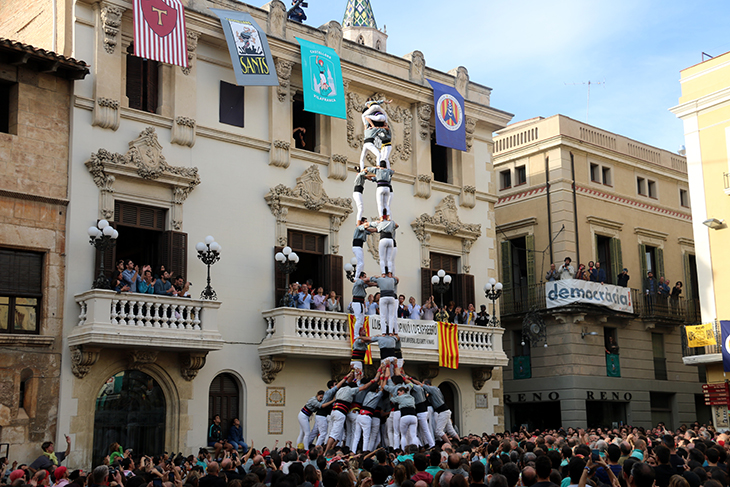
[411,195,482,239]
[329,154,349,181]
[270,140,291,168]
[265,0,287,38]
[93,97,120,131]
[330,360,352,381]
[181,30,200,76]
[275,59,294,103]
[180,352,208,381]
[472,366,493,391]
[128,350,159,370]
[465,118,477,152]
[418,364,440,381]
[404,50,425,84]
[171,116,196,148]
[100,3,124,55]
[414,173,432,199]
[86,127,200,220]
[261,355,286,384]
[323,21,343,55]
[417,103,432,141]
[448,66,469,97]
[70,345,101,379]
[460,185,476,209]
[346,91,412,164]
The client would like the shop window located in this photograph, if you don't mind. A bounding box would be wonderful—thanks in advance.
[219,81,244,128]
[292,92,317,152]
[499,169,512,190]
[126,44,159,113]
[637,177,646,196]
[648,180,657,199]
[515,165,527,186]
[209,373,240,438]
[0,249,43,334]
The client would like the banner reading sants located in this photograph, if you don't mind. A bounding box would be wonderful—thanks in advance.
[545,280,633,313]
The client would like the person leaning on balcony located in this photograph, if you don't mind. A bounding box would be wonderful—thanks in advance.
[121,260,142,292]
[670,281,683,314]
[173,275,191,298]
[595,261,607,284]
[137,268,156,294]
[154,270,176,296]
[617,268,630,287]
[558,257,574,280]
[545,264,559,282]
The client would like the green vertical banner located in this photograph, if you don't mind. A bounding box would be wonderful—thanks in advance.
[606,353,621,377]
[513,356,531,380]
[295,37,347,119]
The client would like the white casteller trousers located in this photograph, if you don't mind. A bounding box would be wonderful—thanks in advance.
[297,411,312,447]
[353,191,365,222]
[434,409,458,440]
[417,411,435,448]
[399,414,418,449]
[360,142,380,171]
[378,238,395,275]
[352,247,365,281]
[375,186,391,217]
[379,296,398,335]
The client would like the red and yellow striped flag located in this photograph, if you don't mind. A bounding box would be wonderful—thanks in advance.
[348,315,373,365]
[437,321,459,369]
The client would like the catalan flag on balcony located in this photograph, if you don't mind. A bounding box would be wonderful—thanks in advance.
[686,323,716,348]
[348,315,373,365]
[437,321,459,369]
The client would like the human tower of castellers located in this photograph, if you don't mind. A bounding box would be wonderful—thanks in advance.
[296,100,460,454]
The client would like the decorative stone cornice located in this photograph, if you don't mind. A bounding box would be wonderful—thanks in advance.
[586,216,623,231]
[414,173,431,199]
[634,227,668,241]
[265,165,353,215]
[180,352,208,381]
[181,30,200,76]
[261,355,285,384]
[460,185,476,208]
[92,97,120,131]
[270,140,291,168]
[70,345,100,379]
[322,21,343,55]
[465,118,477,152]
[128,350,159,370]
[472,366,493,391]
[417,103,432,141]
[171,116,197,148]
[411,195,481,240]
[100,2,124,55]
[328,154,349,181]
[265,0,287,38]
[275,59,294,103]
[404,50,425,84]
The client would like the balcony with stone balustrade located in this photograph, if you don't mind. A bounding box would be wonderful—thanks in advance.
[258,307,508,387]
[68,289,223,380]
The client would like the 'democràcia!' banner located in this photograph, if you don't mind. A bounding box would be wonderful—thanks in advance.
[295,37,347,119]
[210,8,278,86]
[545,279,634,313]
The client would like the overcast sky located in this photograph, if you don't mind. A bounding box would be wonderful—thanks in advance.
[290,0,730,153]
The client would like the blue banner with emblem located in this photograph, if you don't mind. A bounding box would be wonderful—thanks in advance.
[722,321,730,372]
[295,37,347,119]
[210,8,278,86]
[427,79,467,151]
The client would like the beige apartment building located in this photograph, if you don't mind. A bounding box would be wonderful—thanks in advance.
[0,38,88,460]
[1,0,512,466]
[493,115,705,430]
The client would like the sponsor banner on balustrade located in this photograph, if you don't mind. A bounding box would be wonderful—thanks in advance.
[210,8,278,86]
[545,279,633,313]
[368,316,439,350]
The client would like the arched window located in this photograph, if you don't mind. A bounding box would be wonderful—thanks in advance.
[93,370,166,467]
[376,40,382,51]
[357,35,365,45]
[209,373,240,438]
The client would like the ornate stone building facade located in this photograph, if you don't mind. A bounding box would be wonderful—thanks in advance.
[2,0,512,466]
[493,115,704,430]
[0,38,88,461]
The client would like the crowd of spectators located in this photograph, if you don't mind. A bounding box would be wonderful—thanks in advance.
[4,422,728,487]
[282,281,342,311]
[110,260,191,298]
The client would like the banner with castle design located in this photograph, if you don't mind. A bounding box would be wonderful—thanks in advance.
[296,37,347,119]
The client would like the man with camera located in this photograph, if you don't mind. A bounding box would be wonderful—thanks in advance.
[287,0,307,23]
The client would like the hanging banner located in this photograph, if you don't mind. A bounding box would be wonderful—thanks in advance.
[134,0,189,68]
[606,354,621,377]
[686,323,717,348]
[295,37,347,119]
[210,8,278,86]
[545,280,633,313]
[427,79,467,151]
[437,322,459,369]
[721,321,730,372]
[348,314,373,365]
[369,316,439,349]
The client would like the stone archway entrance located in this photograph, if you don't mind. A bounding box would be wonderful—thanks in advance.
[93,370,166,466]
[438,381,460,434]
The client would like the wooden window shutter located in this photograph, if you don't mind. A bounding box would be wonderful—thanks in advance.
[655,247,664,279]
[274,246,287,306]
[500,240,513,306]
[421,268,433,304]
[462,273,475,308]
[0,249,43,295]
[126,46,143,111]
[94,221,116,285]
[145,60,159,114]
[639,244,647,282]
[525,234,536,303]
[323,254,343,302]
[610,238,623,285]
[683,253,693,301]
[115,201,166,230]
[159,231,187,279]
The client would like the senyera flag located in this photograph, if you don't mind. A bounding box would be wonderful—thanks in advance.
[427,79,467,152]
[348,315,373,365]
[134,0,188,68]
[437,321,459,369]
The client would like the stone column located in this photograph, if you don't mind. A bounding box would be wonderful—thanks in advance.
[92,1,125,130]
[413,103,432,198]
[171,30,200,148]
[269,57,294,168]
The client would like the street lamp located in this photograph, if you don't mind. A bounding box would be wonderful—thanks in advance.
[196,236,221,300]
[431,269,452,322]
[275,246,299,306]
[483,278,503,328]
[88,219,118,289]
[344,257,358,282]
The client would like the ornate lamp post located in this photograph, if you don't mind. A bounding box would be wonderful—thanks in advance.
[196,236,221,300]
[88,219,118,289]
[431,269,452,322]
[483,278,503,327]
[275,246,299,305]
[344,257,358,282]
